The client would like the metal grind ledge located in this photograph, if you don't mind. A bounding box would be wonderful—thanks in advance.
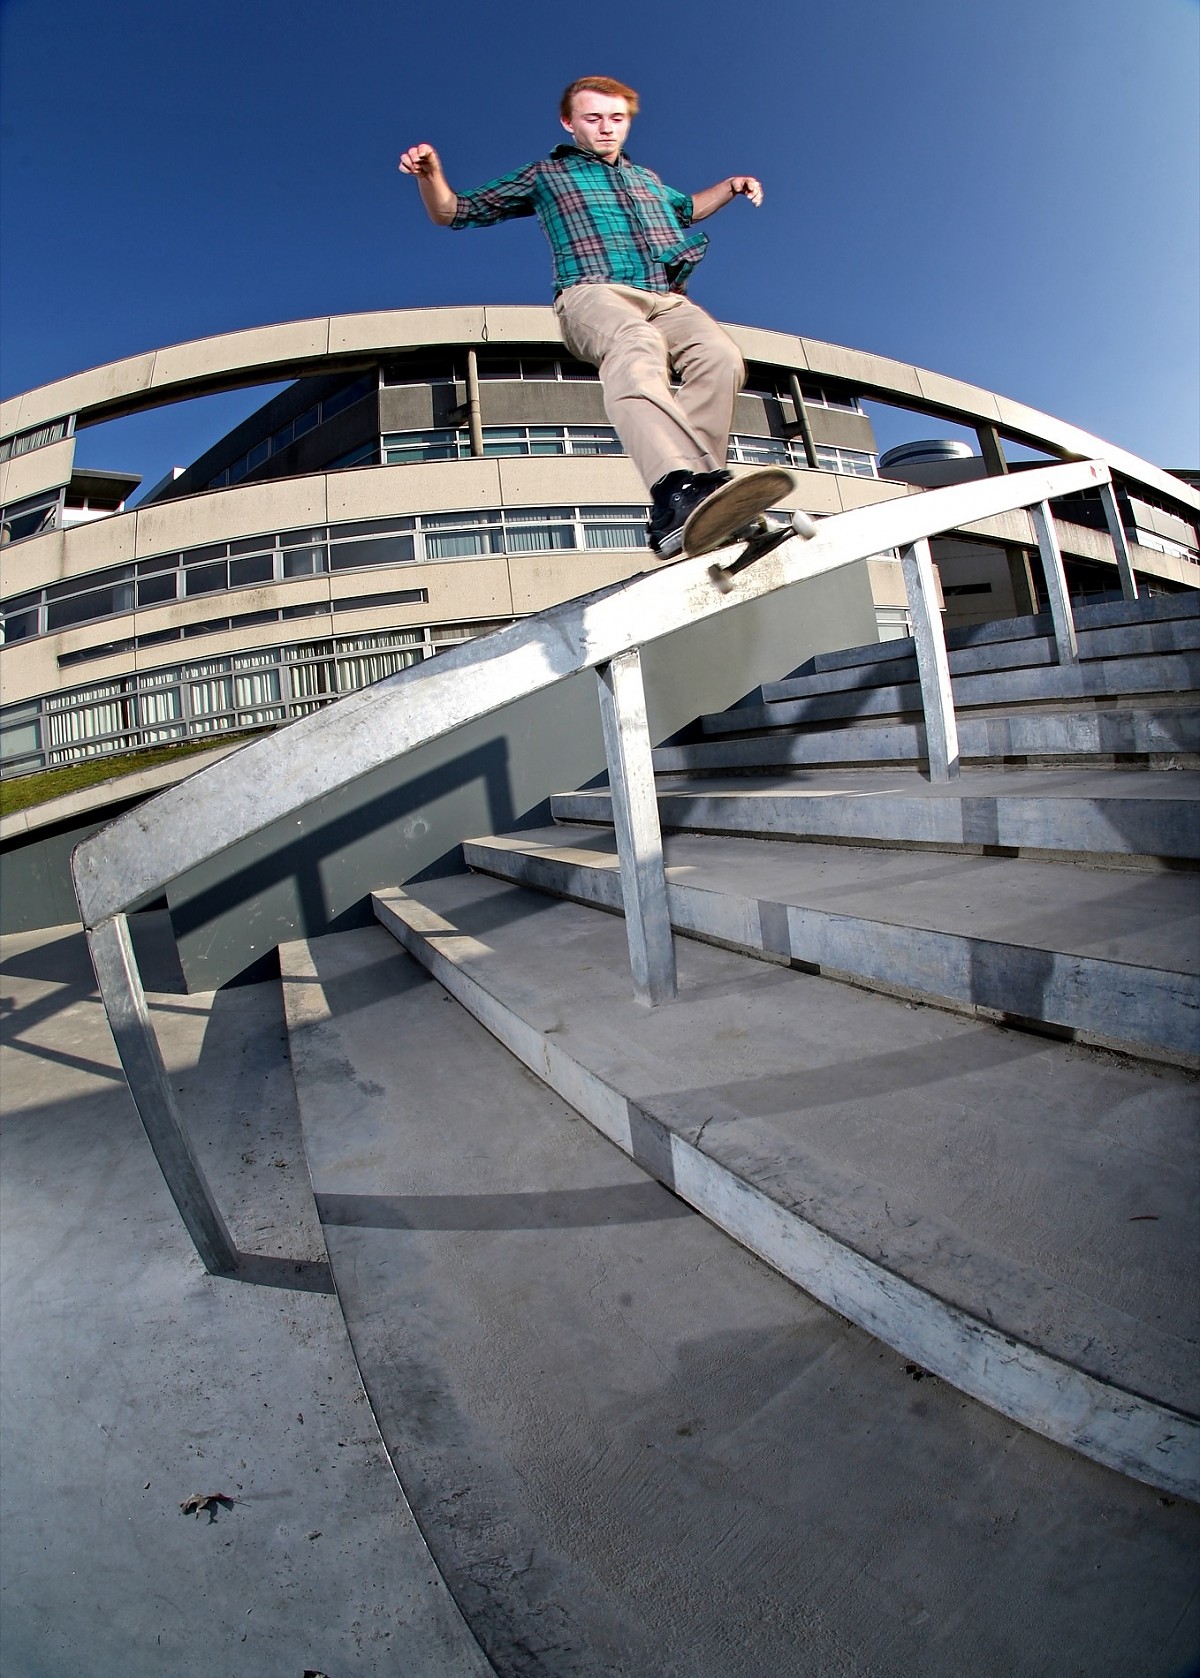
[461,827,1200,1064]
[372,874,1200,1501]
[550,768,1200,862]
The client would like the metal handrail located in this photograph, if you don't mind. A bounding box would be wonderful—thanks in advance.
[72,458,1127,1271]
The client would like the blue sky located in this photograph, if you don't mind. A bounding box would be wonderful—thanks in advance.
[2,0,1197,492]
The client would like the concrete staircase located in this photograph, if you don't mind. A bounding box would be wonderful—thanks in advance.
[340,593,1197,1499]
[469,592,1200,1066]
[274,593,1199,1665]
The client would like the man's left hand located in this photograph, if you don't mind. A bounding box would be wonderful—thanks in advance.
[729,176,763,207]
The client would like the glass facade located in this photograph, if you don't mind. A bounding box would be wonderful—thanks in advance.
[0,504,654,649]
[381,426,878,478]
[2,621,512,774]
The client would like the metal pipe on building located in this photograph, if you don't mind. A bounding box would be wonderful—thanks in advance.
[787,374,820,471]
[466,349,484,458]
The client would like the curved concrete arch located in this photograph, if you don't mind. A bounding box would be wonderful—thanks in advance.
[3,307,1196,514]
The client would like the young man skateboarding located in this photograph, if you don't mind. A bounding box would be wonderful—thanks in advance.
[399,75,765,557]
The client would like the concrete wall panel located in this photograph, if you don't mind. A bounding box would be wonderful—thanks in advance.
[379,386,442,431]
[325,460,500,519]
[957,509,1038,545]
[832,477,913,513]
[421,558,514,619]
[58,512,139,578]
[0,637,61,706]
[507,551,644,615]
[479,383,609,427]
[865,556,908,608]
[802,342,924,400]
[0,529,66,595]
[149,320,330,389]
[328,308,488,354]
[496,455,644,505]
[808,409,878,452]
[0,394,28,437]
[481,305,559,344]
[134,478,328,556]
[5,354,157,435]
[0,438,76,505]
[786,473,843,516]
[915,370,1003,425]
[1127,498,1199,548]
[1128,545,1199,589]
[726,324,808,370]
[930,537,1019,629]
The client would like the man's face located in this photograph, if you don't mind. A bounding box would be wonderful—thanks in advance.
[561,91,631,160]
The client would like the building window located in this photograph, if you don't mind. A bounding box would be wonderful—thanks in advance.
[814,445,877,477]
[0,418,70,464]
[475,353,598,382]
[1,620,514,772]
[207,374,377,487]
[729,434,793,468]
[1,488,63,546]
[0,504,653,646]
[382,425,623,463]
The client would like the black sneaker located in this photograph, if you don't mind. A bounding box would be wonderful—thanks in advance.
[647,469,732,556]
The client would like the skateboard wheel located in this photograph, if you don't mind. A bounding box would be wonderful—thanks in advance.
[707,563,735,593]
[791,509,818,539]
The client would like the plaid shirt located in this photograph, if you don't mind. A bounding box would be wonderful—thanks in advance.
[450,144,708,296]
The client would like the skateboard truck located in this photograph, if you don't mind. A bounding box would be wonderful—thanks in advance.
[676,467,818,592]
[706,508,818,591]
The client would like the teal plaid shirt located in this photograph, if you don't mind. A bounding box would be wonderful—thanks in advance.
[450,144,708,296]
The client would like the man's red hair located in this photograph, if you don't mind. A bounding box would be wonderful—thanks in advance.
[559,77,640,121]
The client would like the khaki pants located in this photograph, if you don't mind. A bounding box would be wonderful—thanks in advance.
[554,284,745,491]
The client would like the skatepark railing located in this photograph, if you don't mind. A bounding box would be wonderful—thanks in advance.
[71,459,1128,1273]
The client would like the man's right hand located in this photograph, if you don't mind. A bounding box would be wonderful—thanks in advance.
[398,144,457,225]
[398,143,442,178]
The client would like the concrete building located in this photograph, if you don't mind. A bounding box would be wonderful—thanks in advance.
[4,306,1197,782]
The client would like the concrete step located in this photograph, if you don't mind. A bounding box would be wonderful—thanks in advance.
[655,705,1200,774]
[279,925,1199,1673]
[370,875,1200,1500]
[800,593,1200,679]
[758,618,1200,705]
[699,650,1200,736]
[550,768,1200,863]
[462,826,1200,1065]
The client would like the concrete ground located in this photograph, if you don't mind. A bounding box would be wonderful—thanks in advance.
[0,918,489,1678]
[4,916,1200,1678]
[289,922,1200,1678]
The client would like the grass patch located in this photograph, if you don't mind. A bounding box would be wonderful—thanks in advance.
[1,735,260,818]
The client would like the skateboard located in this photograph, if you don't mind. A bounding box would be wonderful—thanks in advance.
[678,468,818,591]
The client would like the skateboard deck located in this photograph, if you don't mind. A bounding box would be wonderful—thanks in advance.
[678,468,817,590]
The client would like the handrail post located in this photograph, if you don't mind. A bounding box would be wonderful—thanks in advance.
[1098,480,1138,601]
[900,538,960,782]
[87,914,239,1275]
[595,648,677,1006]
[1029,501,1078,665]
